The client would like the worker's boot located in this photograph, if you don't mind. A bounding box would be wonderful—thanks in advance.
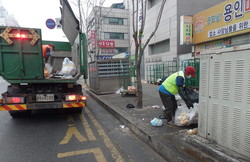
[166,116,175,126]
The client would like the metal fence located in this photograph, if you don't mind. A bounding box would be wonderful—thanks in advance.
[146,59,200,88]
[119,65,136,94]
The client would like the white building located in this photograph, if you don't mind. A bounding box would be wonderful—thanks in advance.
[87,3,130,61]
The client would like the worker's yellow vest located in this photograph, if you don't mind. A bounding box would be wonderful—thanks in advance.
[162,71,185,95]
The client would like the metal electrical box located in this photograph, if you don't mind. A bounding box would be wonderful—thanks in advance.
[198,44,250,158]
[89,59,130,94]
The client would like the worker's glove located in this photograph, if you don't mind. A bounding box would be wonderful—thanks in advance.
[185,100,194,109]
[178,86,189,101]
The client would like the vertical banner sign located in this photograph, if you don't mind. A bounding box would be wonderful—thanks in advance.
[138,0,143,36]
[90,30,96,49]
[180,16,193,45]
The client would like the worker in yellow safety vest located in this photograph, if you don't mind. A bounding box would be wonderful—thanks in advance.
[158,66,196,126]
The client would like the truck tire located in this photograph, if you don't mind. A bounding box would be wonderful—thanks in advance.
[9,110,31,118]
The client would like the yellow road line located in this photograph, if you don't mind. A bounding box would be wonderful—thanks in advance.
[85,107,124,162]
[79,114,96,141]
[59,127,87,145]
[57,147,106,162]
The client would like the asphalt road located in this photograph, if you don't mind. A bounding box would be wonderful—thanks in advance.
[0,78,165,162]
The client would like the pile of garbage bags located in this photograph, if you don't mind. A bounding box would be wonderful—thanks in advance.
[44,57,77,79]
[174,103,198,126]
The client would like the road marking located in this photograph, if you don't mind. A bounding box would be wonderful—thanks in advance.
[57,147,106,162]
[60,115,88,145]
[59,126,87,145]
[85,107,124,162]
[79,114,96,141]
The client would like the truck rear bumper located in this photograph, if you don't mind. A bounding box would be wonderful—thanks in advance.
[0,102,86,111]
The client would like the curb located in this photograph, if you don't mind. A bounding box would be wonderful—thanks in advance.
[85,88,187,162]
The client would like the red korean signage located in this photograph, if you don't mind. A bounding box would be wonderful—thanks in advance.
[101,48,117,54]
[90,30,96,48]
[97,40,115,48]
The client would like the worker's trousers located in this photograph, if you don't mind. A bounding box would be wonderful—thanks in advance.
[159,91,177,121]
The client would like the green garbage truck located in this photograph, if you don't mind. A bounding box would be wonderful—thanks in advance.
[0,26,88,117]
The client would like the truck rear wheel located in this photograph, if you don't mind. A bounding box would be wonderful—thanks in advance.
[9,110,31,118]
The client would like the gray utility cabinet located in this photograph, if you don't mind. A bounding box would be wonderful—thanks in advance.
[89,58,130,95]
[198,44,250,158]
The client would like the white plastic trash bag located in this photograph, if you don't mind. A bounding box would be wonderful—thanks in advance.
[174,103,199,126]
[151,118,163,127]
[60,57,77,78]
[45,63,53,75]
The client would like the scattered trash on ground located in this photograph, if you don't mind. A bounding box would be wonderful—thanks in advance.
[161,106,166,111]
[151,118,163,127]
[152,105,160,109]
[174,103,199,126]
[119,125,125,129]
[187,128,198,135]
[126,104,135,109]
[120,86,137,96]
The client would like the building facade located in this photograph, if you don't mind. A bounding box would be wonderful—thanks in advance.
[127,0,225,79]
[87,4,130,61]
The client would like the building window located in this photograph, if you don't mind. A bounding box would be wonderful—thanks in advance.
[149,39,170,55]
[148,0,160,9]
[103,17,126,25]
[104,32,128,39]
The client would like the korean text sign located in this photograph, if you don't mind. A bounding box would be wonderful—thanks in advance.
[193,0,250,44]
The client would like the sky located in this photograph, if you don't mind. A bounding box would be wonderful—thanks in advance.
[1,0,123,42]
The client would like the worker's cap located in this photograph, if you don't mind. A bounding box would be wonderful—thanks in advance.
[185,66,196,78]
[49,44,55,51]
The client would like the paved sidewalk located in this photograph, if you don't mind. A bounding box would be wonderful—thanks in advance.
[82,82,248,162]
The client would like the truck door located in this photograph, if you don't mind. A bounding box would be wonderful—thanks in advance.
[0,27,43,80]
